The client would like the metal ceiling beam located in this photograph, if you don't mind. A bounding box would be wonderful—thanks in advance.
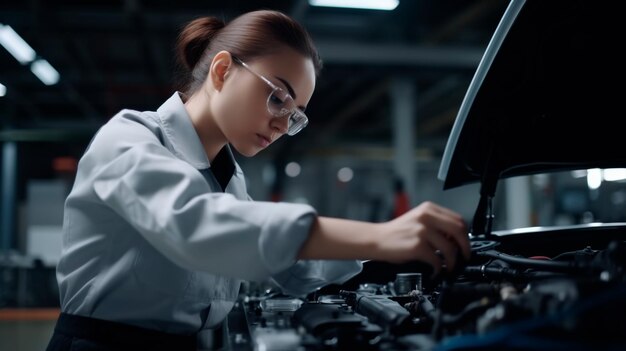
[0,84,43,123]
[125,0,169,85]
[316,41,483,68]
[420,106,459,137]
[424,0,503,45]
[0,128,97,142]
[29,1,100,122]
[71,37,105,86]
[290,0,309,21]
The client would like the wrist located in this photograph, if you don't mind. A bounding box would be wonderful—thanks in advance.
[298,217,382,260]
[368,222,387,261]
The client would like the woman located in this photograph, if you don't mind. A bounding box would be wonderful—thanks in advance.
[47,9,470,351]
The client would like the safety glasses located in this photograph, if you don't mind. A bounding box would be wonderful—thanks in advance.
[232,56,308,136]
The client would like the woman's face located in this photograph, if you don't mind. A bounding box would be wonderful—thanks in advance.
[211,47,316,157]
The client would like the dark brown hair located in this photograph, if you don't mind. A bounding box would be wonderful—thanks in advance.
[175,10,322,96]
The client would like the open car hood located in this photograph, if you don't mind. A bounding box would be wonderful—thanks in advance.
[438,0,624,191]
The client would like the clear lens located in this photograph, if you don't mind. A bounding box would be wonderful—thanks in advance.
[287,111,308,136]
[234,56,309,136]
[267,90,287,112]
[266,88,308,136]
[267,89,290,116]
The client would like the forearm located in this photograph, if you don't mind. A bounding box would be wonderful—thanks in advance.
[297,216,380,260]
[296,202,471,273]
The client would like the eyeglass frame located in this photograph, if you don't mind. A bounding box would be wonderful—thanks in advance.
[231,55,309,136]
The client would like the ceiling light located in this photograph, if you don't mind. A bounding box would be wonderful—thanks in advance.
[30,59,60,85]
[0,83,6,97]
[0,24,36,64]
[309,0,399,11]
[603,168,626,182]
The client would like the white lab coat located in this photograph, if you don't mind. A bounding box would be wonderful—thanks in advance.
[56,92,362,346]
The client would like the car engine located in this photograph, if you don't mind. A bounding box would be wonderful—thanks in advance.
[224,233,626,350]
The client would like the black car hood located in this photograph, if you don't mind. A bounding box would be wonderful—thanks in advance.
[438,0,625,191]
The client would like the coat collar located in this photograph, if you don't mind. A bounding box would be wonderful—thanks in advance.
[156,92,237,171]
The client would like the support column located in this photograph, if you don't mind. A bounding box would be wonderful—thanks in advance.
[391,78,417,207]
[1,141,17,250]
[505,176,532,229]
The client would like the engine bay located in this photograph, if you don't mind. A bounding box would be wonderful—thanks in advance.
[225,232,626,350]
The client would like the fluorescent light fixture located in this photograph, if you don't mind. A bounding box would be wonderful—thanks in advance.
[30,59,60,85]
[603,168,626,182]
[0,82,6,97]
[0,24,36,64]
[309,0,399,11]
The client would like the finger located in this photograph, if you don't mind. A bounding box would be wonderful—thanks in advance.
[446,222,470,261]
[418,245,444,277]
[420,210,471,260]
[451,226,471,261]
[425,230,457,272]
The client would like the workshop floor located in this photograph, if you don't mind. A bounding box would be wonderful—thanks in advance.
[0,309,58,351]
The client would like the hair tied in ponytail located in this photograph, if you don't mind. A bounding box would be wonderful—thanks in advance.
[175,10,320,97]
[176,16,226,71]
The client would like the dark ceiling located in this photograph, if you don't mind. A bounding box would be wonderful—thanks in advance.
[0,0,509,172]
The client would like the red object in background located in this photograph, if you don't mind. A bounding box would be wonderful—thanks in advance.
[270,192,282,202]
[393,191,410,218]
[53,156,78,173]
[392,177,410,218]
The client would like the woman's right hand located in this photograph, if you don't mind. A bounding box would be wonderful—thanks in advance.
[373,201,470,275]
[299,202,470,276]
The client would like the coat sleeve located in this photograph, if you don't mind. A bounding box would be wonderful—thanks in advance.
[85,114,316,282]
[245,179,363,296]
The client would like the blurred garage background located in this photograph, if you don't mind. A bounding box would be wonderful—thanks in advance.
[1,1,624,349]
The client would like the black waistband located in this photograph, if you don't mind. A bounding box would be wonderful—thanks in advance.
[54,313,196,351]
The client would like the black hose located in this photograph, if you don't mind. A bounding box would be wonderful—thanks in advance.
[476,250,598,274]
